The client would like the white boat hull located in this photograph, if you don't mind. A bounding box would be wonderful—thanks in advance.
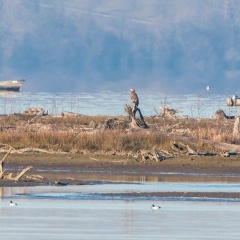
[0,80,25,91]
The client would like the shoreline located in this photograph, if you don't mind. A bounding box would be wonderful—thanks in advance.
[1,153,240,200]
[4,152,240,175]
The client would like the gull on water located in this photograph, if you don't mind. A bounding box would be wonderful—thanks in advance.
[151,204,161,209]
[9,201,17,206]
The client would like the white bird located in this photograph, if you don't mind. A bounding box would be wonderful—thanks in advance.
[151,204,161,209]
[9,201,17,206]
[206,86,211,91]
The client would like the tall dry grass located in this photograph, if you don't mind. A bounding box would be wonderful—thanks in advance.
[0,115,238,153]
[0,130,171,153]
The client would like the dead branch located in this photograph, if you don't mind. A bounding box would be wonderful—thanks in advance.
[4,166,32,181]
[89,157,100,161]
[129,117,148,129]
[154,148,166,161]
[0,147,12,174]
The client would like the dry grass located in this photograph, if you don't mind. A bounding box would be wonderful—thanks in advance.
[0,114,238,153]
[0,129,171,153]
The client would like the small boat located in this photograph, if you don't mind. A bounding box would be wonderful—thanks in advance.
[9,200,17,206]
[151,204,161,209]
[0,79,25,91]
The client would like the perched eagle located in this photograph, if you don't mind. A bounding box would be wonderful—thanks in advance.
[130,88,139,106]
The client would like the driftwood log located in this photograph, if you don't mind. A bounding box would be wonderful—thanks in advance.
[227,97,240,107]
[160,107,180,118]
[0,145,32,181]
[125,104,148,129]
[4,166,33,181]
[233,117,240,137]
[22,108,47,116]
[136,140,233,163]
[214,109,228,120]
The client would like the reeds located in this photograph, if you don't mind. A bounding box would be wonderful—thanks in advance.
[0,129,171,153]
[0,115,238,153]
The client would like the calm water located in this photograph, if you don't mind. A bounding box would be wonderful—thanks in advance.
[0,90,239,239]
[0,91,238,118]
[1,182,240,239]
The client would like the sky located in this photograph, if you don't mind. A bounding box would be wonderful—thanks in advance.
[0,0,240,94]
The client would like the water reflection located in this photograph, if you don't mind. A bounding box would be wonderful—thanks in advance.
[0,199,240,239]
[35,170,240,183]
[1,181,240,200]
[0,91,20,97]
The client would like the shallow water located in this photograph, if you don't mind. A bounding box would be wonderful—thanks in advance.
[1,182,240,200]
[0,91,237,118]
[1,182,240,239]
[1,193,240,239]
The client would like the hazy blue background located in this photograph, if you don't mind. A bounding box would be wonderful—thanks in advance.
[0,0,239,94]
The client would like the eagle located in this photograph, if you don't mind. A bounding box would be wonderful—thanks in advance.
[130,88,139,107]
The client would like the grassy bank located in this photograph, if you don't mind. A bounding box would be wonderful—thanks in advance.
[0,114,238,153]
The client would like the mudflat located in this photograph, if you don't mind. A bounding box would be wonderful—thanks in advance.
[2,153,240,195]
[5,152,240,175]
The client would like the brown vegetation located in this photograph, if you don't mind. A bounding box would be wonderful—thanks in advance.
[0,113,238,156]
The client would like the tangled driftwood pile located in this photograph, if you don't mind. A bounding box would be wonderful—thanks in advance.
[160,107,181,118]
[22,108,47,116]
[136,140,239,163]
[104,118,129,129]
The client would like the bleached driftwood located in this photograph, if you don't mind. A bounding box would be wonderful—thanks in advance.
[0,147,12,175]
[227,97,240,107]
[214,109,228,120]
[0,147,68,155]
[129,117,148,129]
[4,166,32,181]
[22,108,47,116]
[125,104,148,129]
[233,117,240,137]
[160,107,180,118]
[139,148,170,163]
[0,144,33,182]
[61,112,79,117]
[140,150,156,162]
